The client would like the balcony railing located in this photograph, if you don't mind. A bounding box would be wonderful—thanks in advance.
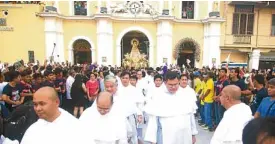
[74,7,87,16]
[233,35,251,44]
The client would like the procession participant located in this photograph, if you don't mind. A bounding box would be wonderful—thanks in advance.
[130,75,138,87]
[136,70,148,96]
[145,74,163,104]
[80,92,128,143]
[21,87,88,144]
[119,71,144,144]
[211,85,253,144]
[86,75,140,143]
[179,73,198,143]
[144,71,198,144]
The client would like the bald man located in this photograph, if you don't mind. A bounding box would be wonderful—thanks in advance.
[21,87,90,144]
[211,85,253,144]
[80,91,129,144]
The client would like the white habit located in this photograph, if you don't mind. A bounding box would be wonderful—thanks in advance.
[144,85,198,144]
[211,103,253,144]
[117,84,144,144]
[80,105,128,144]
[20,108,89,144]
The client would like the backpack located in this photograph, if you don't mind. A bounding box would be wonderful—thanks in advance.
[3,104,38,142]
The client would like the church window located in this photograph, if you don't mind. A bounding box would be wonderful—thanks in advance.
[74,1,87,16]
[182,1,194,19]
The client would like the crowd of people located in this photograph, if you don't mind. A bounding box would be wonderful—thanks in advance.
[0,59,275,144]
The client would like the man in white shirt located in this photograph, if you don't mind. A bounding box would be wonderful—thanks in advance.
[211,85,253,144]
[80,91,128,144]
[144,71,198,144]
[21,87,89,144]
[65,69,75,113]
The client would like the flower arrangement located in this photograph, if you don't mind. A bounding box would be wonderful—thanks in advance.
[122,53,149,69]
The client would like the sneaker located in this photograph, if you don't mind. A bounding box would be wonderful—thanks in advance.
[203,126,209,130]
[208,128,215,132]
[201,124,206,127]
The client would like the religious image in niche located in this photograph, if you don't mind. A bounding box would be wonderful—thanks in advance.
[130,38,141,63]
[122,38,148,69]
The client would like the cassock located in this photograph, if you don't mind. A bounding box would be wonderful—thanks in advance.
[144,85,198,144]
[20,108,89,144]
[79,105,129,144]
[210,103,253,144]
[116,84,144,144]
[136,78,148,96]
[85,85,144,144]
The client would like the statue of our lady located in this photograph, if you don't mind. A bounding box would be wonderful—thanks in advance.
[130,38,141,63]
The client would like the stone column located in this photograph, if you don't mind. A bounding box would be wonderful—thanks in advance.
[194,1,199,19]
[44,18,64,63]
[54,0,59,13]
[202,18,224,68]
[156,20,173,66]
[116,44,121,67]
[249,49,260,70]
[159,0,164,14]
[91,48,96,64]
[69,1,74,16]
[86,1,91,16]
[96,18,113,66]
[168,0,172,16]
[97,0,101,13]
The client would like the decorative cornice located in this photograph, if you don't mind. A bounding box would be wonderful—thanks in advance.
[36,12,204,23]
[0,4,23,8]
[201,17,226,23]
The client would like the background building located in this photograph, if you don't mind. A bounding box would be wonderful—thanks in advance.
[220,1,275,70]
[1,1,225,68]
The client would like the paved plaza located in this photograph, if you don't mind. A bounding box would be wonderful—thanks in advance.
[196,122,214,144]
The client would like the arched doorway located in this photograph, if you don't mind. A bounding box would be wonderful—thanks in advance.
[120,30,149,68]
[73,39,92,64]
[174,38,200,68]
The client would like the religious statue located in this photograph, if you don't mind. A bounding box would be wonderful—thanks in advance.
[122,38,148,69]
[143,3,159,16]
[130,38,141,62]
[213,1,219,12]
[110,2,128,13]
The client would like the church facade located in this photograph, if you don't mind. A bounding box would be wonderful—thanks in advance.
[2,1,275,69]
[1,1,225,68]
